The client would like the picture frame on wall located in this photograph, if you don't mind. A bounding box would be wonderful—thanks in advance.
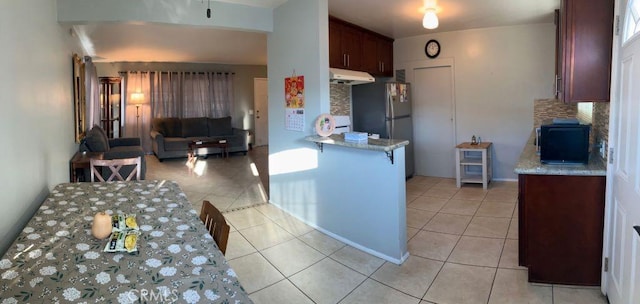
[73,54,86,143]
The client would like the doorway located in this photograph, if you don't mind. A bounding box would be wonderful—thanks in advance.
[253,78,268,147]
[412,64,456,178]
[604,0,640,302]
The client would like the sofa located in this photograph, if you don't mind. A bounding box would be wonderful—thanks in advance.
[150,116,248,161]
[79,125,147,180]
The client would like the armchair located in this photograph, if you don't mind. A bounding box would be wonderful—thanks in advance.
[80,125,146,179]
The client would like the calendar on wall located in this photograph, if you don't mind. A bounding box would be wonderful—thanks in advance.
[284,75,305,132]
[285,108,305,131]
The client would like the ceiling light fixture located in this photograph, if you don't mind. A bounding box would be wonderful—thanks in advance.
[423,8,439,30]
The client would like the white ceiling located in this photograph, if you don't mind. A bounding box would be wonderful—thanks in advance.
[75,0,559,64]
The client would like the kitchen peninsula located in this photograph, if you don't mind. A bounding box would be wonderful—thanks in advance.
[515,131,607,285]
[294,133,409,264]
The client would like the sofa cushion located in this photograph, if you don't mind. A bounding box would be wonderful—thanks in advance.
[181,118,208,137]
[84,125,109,152]
[208,117,233,136]
[152,118,183,137]
[164,137,191,151]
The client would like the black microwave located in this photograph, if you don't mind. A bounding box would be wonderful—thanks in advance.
[540,121,590,164]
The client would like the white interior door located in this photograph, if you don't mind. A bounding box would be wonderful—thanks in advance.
[412,66,455,178]
[253,78,268,147]
[606,1,640,302]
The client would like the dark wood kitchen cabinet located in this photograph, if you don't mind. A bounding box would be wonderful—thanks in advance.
[555,0,614,103]
[518,174,606,285]
[329,16,394,76]
[329,18,363,70]
[362,33,394,77]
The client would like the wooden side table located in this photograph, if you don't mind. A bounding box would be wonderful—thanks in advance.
[455,142,492,189]
[70,151,104,182]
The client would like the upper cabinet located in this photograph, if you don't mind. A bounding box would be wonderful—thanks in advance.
[329,19,363,70]
[329,16,394,77]
[362,32,394,77]
[556,0,614,103]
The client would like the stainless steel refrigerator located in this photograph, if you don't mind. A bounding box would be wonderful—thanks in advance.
[352,82,414,178]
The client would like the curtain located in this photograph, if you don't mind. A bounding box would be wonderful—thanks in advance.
[84,56,100,130]
[149,71,234,119]
[119,71,235,153]
[122,72,152,153]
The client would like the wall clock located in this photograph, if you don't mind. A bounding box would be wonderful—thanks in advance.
[425,39,440,59]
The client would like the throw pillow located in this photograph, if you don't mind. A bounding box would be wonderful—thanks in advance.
[84,126,109,152]
[163,118,182,137]
[152,118,167,136]
[208,117,233,136]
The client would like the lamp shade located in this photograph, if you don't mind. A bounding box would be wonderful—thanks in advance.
[423,8,439,29]
[130,92,145,105]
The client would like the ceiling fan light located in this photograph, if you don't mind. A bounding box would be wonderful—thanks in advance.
[423,8,439,29]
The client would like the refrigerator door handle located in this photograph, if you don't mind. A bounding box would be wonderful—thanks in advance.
[387,89,394,138]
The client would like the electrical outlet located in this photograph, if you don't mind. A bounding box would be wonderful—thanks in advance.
[600,140,607,158]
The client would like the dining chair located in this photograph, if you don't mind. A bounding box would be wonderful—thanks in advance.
[90,157,141,182]
[200,200,230,254]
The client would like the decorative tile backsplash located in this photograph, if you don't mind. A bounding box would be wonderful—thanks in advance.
[593,102,609,145]
[533,98,578,128]
[330,84,350,116]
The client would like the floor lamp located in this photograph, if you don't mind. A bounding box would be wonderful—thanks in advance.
[130,93,145,137]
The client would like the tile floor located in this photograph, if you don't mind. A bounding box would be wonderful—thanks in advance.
[148,154,609,304]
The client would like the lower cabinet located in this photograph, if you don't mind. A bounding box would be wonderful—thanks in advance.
[518,174,605,285]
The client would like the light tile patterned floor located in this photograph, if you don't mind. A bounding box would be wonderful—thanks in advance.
[148,155,609,304]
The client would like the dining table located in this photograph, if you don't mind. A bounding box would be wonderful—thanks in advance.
[0,180,253,303]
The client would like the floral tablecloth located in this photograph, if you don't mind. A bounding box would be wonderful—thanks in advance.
[0,181,253,303]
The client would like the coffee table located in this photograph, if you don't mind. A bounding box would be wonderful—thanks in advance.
[188,140,229,161]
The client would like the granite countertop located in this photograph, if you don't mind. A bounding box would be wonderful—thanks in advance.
[514,130,607,176]
[305,134,409,152]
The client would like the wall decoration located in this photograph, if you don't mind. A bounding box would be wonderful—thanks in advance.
[315,113,335,137]
[285,75,305,131]
[73,54,86,143]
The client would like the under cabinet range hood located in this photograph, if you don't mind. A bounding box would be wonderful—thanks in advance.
[329,68,375,85]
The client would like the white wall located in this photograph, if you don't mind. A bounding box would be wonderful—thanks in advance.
[268,0,407,262]
[96,62,267,132]
[0,0,82,255]
[395,23,555,180]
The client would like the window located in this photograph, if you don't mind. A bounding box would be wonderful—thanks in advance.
[624,0,640,42]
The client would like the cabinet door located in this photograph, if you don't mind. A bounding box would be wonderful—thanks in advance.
[329,21,345,68]
[362,33,380,75]
[523,174,605,285]
[341,26,363,70]
[378,38,394,77]
[559,0,614,102]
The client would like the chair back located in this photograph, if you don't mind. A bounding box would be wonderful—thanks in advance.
[90,157,141,182]
[200,200,230,254]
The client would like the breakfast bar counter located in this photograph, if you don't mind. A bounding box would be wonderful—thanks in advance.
[305,134,409,152]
